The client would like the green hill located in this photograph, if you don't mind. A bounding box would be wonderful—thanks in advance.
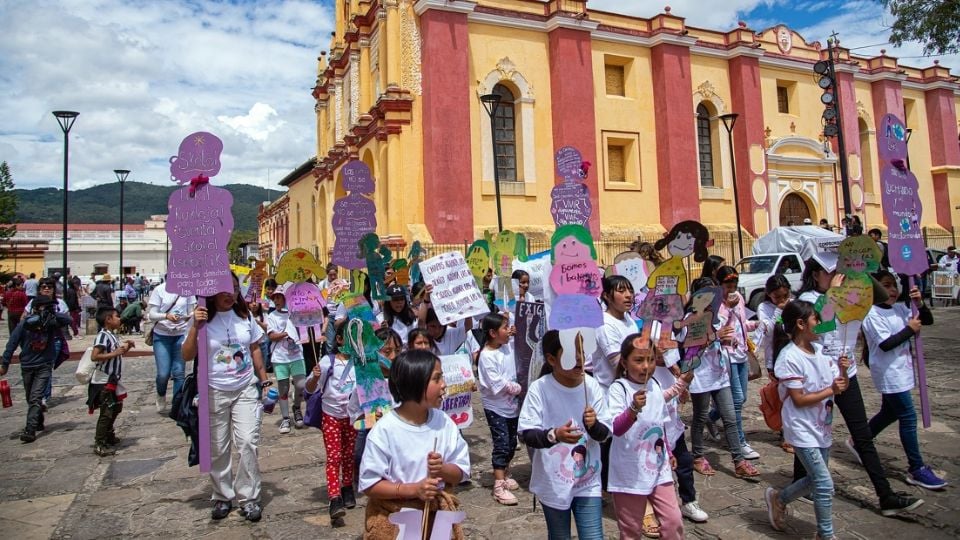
[14,181,274,232]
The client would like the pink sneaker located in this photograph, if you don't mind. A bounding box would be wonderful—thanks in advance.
[493,480,518,505]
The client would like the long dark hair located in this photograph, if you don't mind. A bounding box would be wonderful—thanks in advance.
[654,221,710,263]
[383,293,416,327]
[601,275,634,311]
[480,312,507,349]
[764,274,791,302]
[771,300,816,365]
[206,273,250,323]
[799,258,826,294]
[539,329,561,377]
[700,255,726,279]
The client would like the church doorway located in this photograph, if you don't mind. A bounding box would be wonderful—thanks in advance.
[779,192,813,225]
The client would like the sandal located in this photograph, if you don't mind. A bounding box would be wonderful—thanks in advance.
[642,510,661,538]
[781,441,795,454]
[693,457,716,476]
[735,460,761,482]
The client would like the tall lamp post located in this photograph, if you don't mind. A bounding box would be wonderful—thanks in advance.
[114,169,130,281]
[53,111,79,293]
[479,93,504,232]
[718,113,745,260]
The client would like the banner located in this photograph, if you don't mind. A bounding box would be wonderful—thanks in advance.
[514,301,545,396]
[440,353,475,428]
[420,251,490,325]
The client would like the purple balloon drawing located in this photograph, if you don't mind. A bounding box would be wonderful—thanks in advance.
[169,131,223,184]
[332,161,378,269]
[877,114,926,276]
[550,146,592,227]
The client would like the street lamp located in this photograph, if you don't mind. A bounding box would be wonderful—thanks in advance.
[718,113,745,260]
[479,93,504,232]
[114,169,130,282]
[53,110,78,294]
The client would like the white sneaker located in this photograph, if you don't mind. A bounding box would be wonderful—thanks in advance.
[741,443,760,460]
[279,418,291,434]
[155,395,166,413]
[681,500,709,522]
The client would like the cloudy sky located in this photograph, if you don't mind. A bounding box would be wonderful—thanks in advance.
[0,0,955,192]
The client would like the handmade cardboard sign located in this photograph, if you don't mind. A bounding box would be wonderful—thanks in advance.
[465,240,490,290]
[243,259,268,303]
[389,508,466,540]
[551,146,592,227]
[877,114,927,276]
[813,294,838,335]
[674,287,722,373]
[358,233,392,300]
[440,353,476,428]
[515,301,546,397]
[485,230,528,308]
[332,161,377,269]
[558,327,597,371]
[513,250,550,301]
[420,252,490,325]
[275,248,324,284]
[826,273,874,324]
[838,236,883,274]
[342,319,390,430]
[646,221,710,297]
[548,225,604,357]
[286,281,326,343]
[407,241,426,285]
[610,251,653,307]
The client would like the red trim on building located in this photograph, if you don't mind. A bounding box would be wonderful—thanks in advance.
[870,79,904,129]
[925,87,960,228]
[835,71,863,210]
[420,8,474,242]
[548,27,601,236]
[728,55,765,234]
[651,42,700,226]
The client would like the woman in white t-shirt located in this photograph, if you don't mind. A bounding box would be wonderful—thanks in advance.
[147,279,197,413]
[478,313,523,506]
[519,329,610,540]
[358,349,470,540]
[766,299,848,539]
[182,273,268,523]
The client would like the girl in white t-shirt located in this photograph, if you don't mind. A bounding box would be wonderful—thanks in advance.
[358,349,470,540]
[378,284,417,346]
[766,300,849,539]
[478,313,523,505]
[754,274,794,453]
[593,275,637,389]
[305,323,358,521]
[519,329,610,539]
[863,271,944,490]
[607,334,693,540]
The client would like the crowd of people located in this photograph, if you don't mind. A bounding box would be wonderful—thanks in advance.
[0,236,951,539]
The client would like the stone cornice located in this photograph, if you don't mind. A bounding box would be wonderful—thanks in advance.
[414,0,477,16]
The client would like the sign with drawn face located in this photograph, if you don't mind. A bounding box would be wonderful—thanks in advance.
[878,113,927,276]
[465,240,490,290]
[549,225,602,297]
[647,221,709,298]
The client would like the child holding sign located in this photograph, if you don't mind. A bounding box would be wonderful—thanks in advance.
[267,286,306,432]
[519,330,610,540]
[607,334,693,540]
[478,313,523,505]
[359,350,470,540]
[863,271,944,491]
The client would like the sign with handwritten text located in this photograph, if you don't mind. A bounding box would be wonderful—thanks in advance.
[420,252,490,325]
[166,184,234,297]
[440,353,475,428]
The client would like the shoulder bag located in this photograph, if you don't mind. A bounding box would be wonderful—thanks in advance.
[145,294,180,346]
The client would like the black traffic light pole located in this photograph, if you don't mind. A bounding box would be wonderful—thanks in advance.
[827,37,853,218]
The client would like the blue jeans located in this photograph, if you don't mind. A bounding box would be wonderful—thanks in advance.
[781,447,833,538]
[869,390,924,472]
[673,432,696,504]
[709,361,749,446]
[541,496,604,540]
[152,333,186,397]
[484,409,518,470]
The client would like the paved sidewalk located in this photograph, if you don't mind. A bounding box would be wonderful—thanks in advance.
[1,309,958,539]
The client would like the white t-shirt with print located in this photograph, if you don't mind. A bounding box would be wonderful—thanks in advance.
[478,343,520,418]
[592,311,638,388]
[358,408,470,493]
[687,339,729,394]
[606,377,673,495]
[266,310,303,364]
[148,285,197,336]
[205,310,265,392]
[775,342,839,449]
[653,364,685,448]
[435,320,468,356]
[799,290,858,378]
[518,374,608,510]
[756,301,783,371]
[315,353,357,418]
[862,304,915,394]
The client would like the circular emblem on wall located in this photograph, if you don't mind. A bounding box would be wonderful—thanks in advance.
[851,183,864,208]
[752,177,767,205]
[776,26,793,54]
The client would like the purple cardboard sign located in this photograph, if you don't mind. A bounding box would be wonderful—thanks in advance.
[332,161,377,270]
[286,281,326,327]
[169,131,223,184]
[514,301,545,397]
[878,114,927,276]
[166,185,234,297]
[550,181,592,227]
[548,294,604,329]
[555,145,583,180]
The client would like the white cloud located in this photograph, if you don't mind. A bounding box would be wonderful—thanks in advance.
[587,0,780,29]
[0,0,333,190]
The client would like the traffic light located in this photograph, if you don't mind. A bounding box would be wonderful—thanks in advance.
[815,59,839,137]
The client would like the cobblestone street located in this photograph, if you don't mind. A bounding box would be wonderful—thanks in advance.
[1,309,958,539]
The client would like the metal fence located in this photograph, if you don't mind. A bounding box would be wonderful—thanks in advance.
[922,227,957,251]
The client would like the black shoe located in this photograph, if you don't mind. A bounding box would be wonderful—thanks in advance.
[106,434,121,446]
[212,500,232,520]
[880,493,924,517]
[341,485,357,509]
[329,496,346,520]
[293,409,304,429]
[240,501,262,522]
[94,444,116,457]
[20,431,36,443]
[36,422,44,432]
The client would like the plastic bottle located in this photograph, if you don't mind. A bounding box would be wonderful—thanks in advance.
[262,387,279,414]
[0,379,12,408]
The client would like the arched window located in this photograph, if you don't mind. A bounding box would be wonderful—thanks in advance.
[492,84,517,182]
[696,103,714,187]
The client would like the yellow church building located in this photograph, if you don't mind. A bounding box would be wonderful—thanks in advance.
[258,0,960,264]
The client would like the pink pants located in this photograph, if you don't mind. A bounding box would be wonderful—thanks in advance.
[321,412,357,498]
[612,483,684,540]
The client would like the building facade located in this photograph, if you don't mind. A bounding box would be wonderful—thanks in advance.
[270,0,960,256]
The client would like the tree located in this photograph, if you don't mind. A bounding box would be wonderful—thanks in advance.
[228,229,257,265]
[881,0,960,56]
[0,162,18,260]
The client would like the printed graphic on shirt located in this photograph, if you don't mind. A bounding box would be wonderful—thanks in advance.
[546,423,599,486]
[212,343,249,376]
[634,426,668,478]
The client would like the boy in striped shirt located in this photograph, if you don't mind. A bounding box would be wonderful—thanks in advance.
[89,307,134,457]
